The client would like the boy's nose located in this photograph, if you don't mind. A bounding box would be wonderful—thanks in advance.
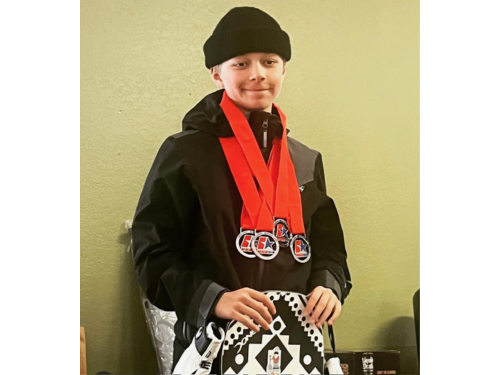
[249,64,266,81]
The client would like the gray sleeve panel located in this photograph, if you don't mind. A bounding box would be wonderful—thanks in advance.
[185,279,229,329]
[287,137,319,187]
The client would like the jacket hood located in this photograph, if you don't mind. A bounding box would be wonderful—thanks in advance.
[182,89,286,140]
[182,89,233,136]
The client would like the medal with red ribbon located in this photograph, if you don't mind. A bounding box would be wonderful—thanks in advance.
[219,91,311,263]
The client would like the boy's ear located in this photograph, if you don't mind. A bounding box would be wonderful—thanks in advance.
[210,67,224,88]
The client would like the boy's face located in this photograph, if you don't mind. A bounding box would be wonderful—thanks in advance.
[210,52,286,117]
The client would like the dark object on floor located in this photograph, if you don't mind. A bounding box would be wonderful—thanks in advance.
[325,350,400,375]
[413,289,420,364]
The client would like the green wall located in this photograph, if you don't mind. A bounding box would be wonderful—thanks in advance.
[81,1,419,373]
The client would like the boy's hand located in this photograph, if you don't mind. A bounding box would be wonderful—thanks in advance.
[304,286,342,328]
[214,287,276,332]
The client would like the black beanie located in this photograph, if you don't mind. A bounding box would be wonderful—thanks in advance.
[203,7,291,69]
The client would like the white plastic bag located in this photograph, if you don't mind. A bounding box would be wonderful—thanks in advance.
[325,357,344,375]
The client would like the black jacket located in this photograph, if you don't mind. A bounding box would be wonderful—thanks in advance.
[131,89,352,366]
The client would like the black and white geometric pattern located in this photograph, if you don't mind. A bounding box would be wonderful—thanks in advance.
[221,291,325,375]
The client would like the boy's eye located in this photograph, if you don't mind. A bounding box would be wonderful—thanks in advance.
[234,62,246,67]
[266,60,276,65]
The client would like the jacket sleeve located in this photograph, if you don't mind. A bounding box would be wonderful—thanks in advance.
[131,137,229,328]
[306,152,352,304]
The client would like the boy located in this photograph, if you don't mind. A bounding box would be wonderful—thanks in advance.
[132,6,351,372]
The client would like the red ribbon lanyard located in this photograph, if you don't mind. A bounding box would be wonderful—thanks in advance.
[270,104,305,235]
[220,92,276,210]
[272,105,305,235]
[287,151,305,234]
[219,90,305,235]
[219,136,274,231]
[219,136,260,226]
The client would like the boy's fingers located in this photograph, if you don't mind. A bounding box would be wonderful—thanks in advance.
[249,289,276,315]
[237,313,260,333]
[246,298,273,325]
[331,300,342,322]
[328,301,342,325]
[239,304,270,330]
[310,292,329,323]
[304,288,322,316]
[316,298,335,327]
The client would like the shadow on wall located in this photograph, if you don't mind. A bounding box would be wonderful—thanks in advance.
[377,316,419,374]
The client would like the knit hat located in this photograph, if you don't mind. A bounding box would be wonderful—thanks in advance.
[203,7,291,69]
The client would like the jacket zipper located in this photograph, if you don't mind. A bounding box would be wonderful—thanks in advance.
[258,118,270,289]
[262,119,269,148]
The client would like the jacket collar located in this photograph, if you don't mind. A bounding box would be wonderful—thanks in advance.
[182,89,286,142]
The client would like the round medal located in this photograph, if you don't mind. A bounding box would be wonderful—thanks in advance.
[273,218,291,248]
[289,234,311,263]
[251,231,279,260]
[236,229,256,258]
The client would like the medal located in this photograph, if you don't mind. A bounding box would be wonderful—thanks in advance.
[274,218,290,248]
[252,231,279,260]
[290,234,311,263]
[236,228,256,258]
